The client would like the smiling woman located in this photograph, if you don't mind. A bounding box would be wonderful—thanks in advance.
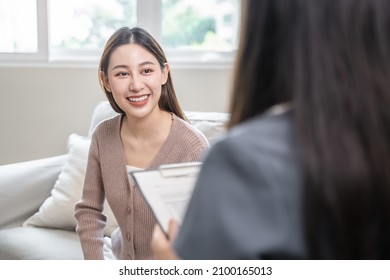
[74,26,210,260]
[101,44,168,116]
[98,27,185,120]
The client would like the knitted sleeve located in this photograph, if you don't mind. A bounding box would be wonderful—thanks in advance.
[74,133,107,260]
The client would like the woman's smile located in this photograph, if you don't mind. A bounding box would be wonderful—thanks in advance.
[126,94,151,106]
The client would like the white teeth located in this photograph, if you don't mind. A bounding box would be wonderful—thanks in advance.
[128,95,148,102]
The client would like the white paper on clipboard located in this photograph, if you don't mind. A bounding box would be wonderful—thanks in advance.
[130,162,202,234]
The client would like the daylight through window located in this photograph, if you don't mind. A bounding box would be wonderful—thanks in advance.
[0,0,240,66]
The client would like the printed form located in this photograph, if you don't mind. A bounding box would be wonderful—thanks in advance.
[130,162,201,234]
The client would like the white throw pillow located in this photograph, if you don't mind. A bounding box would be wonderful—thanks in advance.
[23,133,118,236]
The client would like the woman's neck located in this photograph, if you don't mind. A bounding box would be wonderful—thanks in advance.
[121,109,172,142]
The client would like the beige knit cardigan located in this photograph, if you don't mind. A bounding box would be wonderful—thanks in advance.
[74,113,209,260]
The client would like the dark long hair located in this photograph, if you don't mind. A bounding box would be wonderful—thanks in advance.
[230,0,390,258]
[99,27,187,121]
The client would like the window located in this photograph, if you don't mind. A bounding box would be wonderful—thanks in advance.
[0,0,46,62]
[49,0,137,60]
[162,0,239,67]
[0,0,38,53]
[162,0,238,51]
[0,0,240,67]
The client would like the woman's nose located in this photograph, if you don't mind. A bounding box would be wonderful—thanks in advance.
[129,74,144,92]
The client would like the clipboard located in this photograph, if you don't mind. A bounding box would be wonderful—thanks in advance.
[130,162,202,234]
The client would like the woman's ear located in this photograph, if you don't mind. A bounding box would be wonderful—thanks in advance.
[161,63,170,85]
[100,71,111,92]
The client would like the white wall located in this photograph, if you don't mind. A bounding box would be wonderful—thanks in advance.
[0,65,232,165]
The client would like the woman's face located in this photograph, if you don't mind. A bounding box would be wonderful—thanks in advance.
[102,43,169,120]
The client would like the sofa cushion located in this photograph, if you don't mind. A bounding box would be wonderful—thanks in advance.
[88,101,118,137]
[0,227,83,260]
[23,134,118,236]
[0,155,66,229]
[185,111,229,143]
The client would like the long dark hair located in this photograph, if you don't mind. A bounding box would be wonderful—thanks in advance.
[230,0,390,258]
[99,26,187,121]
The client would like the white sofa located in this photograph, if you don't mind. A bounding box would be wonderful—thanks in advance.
[0,101,229,260]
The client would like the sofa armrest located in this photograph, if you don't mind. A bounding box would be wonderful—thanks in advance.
[0,155,67,229]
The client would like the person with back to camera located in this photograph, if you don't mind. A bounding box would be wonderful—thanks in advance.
[74,26,209,260]
[151,0,390,259]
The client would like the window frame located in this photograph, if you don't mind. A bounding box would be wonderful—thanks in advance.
[0,0,238,68]
[0,0,48,63]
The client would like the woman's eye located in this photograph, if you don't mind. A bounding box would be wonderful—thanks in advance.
[116,72,128,77]
[142,69,152,74]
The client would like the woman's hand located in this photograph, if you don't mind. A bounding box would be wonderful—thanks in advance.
[151,219,180,260]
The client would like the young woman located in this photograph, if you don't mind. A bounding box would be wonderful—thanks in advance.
[152,0,390,259]
[74,27,209,260]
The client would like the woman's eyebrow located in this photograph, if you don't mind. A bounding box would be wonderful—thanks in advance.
[111,61,155,70]
[139,61,155,67]
[111,64,129,70]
